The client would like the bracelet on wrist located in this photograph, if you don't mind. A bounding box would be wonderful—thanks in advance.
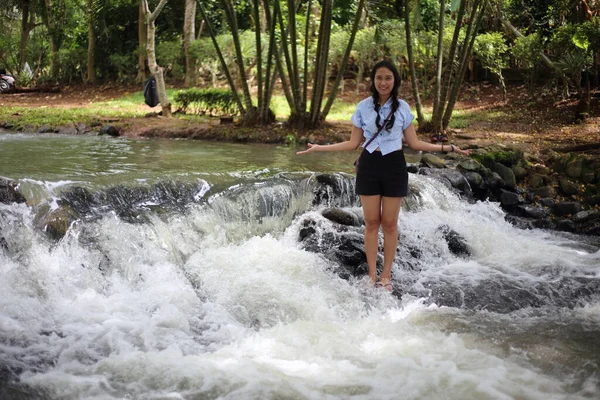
[451,145,455,152]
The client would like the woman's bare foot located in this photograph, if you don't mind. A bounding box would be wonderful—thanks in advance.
[378,278,393,292]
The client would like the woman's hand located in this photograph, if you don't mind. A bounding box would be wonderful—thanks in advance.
[296,143,321,155]
[451,145,472,156]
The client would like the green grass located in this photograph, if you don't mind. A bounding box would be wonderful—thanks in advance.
[1,87,510,132]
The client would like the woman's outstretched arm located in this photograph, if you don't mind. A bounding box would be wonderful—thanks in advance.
[296,126,364,155]
[402,124,471,156]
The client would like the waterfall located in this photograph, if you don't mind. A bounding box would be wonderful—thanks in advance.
[0,135,598,399]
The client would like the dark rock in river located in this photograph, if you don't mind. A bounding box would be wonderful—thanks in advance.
[321,208,361,227]
[437,225,471,257]
[0,178,26,204]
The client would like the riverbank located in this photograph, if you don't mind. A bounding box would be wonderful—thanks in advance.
[1,83,598,154]
[1,83,599,237]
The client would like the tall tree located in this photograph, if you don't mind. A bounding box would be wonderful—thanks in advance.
[280,0,366,129]
[136,2,148,83]
[18,0,41,75]
[41,0,66,79]
[141,0,172,117]
[86,0,97,83]
[183,0,196,87]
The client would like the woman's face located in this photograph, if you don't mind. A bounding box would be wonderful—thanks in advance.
[374,67,394,98]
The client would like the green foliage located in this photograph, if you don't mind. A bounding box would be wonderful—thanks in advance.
[157,40,184,79]
[512,32,543,70]
[174,88,239,116]
[548,22,595,87]
[108,53,136,82]
[57,47,87,83]
[473,32,509,77]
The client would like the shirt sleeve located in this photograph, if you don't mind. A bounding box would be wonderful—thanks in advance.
[351,105,363,128]
[399,100,415,130]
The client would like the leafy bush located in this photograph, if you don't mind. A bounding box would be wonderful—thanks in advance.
[174,88,238,116]
[157,40,184,80]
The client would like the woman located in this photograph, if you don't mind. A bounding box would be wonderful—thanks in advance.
[297,60,471,291]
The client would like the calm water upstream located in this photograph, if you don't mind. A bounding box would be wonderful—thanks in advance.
[1,133,599,399]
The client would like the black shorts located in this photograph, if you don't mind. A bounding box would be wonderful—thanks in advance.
[355,149,409,198]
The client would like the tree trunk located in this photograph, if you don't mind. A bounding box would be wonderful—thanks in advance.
[142,0,171,117]
[309,0,332,127]
[198,2,246,114]
[401,0,424,126]
[442,0,486,131]
[183,0,196,87]
[221,0,254,112]
[43,0,60,80]
[86,0,96,84]
[321,0,366,118]
[439,0,467,111]
[19,0,34,74]
[431,0,446,133]
[136,3,148,83]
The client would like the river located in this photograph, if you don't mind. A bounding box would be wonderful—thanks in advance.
[1,133,599,399]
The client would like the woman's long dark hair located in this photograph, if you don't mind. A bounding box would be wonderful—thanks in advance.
[370,60,401,131]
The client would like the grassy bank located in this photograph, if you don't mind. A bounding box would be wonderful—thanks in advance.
[0,87,498,133]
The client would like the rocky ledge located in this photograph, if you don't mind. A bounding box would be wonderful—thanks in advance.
[417,145,600,236]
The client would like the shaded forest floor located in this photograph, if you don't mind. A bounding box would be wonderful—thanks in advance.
[1,81,598,155]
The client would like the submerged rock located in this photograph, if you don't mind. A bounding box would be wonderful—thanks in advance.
[38,205,79,240]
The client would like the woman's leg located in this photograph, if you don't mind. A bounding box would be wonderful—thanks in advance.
[360,195,382,283]
[379,196,403,287]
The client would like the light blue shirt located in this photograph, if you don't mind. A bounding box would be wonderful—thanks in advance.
[351,97,415,155]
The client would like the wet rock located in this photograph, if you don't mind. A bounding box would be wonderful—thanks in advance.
[299,219,317,242]
[533,186,556,199]
[438,225,470,257]
[558,178,579,195]
[582,172,595,184]
[58,123,78,135]
[554,202,582,217]
[528,174,546,189]
[463,171,483,188]
[499,189,523,207]
[512,166,527,182]
[492,162,516,187]
[573,210,600,223]
[484,171,504,189]
[457,159,485,173]
[0,178,26,204]
[421,153,446,169]
[419,168,472,198]
[406,163,419,173]
[76,123,90,134]
[518,205,550,219]
[532,218,556,230]
[565,158,583,179]
[540,198,555,208]
[322,208,361,227]
[580,220,600,236]
[557,219,576,232]
[298,216,370,279]
[505,215,534,229]
[313,174,358,208]
[39,205,79,240]
[37,125,55,133]
[99,125,120,137]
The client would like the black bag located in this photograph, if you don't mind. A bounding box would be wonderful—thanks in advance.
[354,109,394,173]
[143,76,159,107]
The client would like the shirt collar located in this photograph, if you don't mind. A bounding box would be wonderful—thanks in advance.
[373,97,393,109]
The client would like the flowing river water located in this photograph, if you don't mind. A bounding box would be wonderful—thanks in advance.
[0,133,599,399]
